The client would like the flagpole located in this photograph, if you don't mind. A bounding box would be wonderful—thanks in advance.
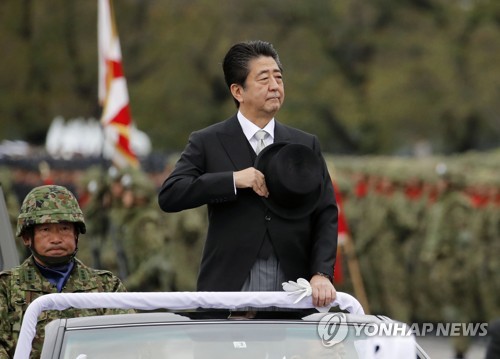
[340,233,371,314]
[333,179,371,314]
[96,0,133,279]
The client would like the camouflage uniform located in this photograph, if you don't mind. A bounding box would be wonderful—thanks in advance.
[0,257,128,359]
[476,181,500,321]
[146,152,203,291]
[400,174,428,323]
[75,165,111,268]
[354,175,387,315]
[419,173,475,356]
[0,184,132,359]
[89,166,131,278]
[120,172,174,291]
[165,206,208,291]
[377,178,414,323]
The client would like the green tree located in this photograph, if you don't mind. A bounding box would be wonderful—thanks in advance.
[1,0,499,155]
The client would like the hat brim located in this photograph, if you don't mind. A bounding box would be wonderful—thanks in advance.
[254,142,324,220]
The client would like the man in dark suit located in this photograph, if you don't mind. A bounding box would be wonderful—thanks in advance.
[158,40,338,308]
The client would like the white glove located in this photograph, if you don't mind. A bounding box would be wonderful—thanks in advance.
[282,278,313,303]
[282,278,332,312]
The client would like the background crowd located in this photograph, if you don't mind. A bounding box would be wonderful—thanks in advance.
[1,148,498,329]
[330,149,499,355]
[0,153,207,294]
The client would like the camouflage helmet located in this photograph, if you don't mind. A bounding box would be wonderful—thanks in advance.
[16,185,86,237]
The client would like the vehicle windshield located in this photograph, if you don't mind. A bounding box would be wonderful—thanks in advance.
[60,321,375,359]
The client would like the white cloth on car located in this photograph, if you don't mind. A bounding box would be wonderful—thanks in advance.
[14,290,364,359]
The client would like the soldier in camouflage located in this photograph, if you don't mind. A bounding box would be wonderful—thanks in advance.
[0,185,131,359]
[120,170,174,292]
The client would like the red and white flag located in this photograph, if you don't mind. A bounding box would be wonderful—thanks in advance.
[98,0,139,168]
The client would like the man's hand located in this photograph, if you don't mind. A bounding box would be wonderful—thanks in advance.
[310,274,337,307]
[234,167,269,197]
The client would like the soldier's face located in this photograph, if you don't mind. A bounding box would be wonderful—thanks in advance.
[25,222,77,262]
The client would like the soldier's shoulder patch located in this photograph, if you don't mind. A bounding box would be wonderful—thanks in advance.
[93,269,116,278]
[74,260,115,279]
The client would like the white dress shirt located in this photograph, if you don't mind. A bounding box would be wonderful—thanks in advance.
[237,111,275,152]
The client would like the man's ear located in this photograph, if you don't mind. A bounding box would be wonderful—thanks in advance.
[22,233,31,247]
[230,84,243,104]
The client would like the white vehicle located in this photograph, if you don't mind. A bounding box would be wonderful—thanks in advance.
[14,288,430,359]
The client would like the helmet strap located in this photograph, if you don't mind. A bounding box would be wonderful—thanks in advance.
[31,249,76,267]
[28,236,79,267]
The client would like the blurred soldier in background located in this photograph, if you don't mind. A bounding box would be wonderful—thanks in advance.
[375,170,414,324]
[98,166,131,279]
[150,152,205,291]
[165,206,207,291]
[79,163,176,292]
[352,171,385,315]
[400,169,429,323]
[74,165,108,268]
[474,174,500,323]
[417,165,476,359]
[9,159,42,205]
[120,170,174,291]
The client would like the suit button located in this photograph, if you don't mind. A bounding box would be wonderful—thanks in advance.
[265,215,271,221]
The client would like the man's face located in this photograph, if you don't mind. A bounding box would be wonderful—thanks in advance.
[25,222,77,264]
[234,56,285,121]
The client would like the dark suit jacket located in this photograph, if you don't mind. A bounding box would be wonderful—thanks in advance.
[158,115,338,291]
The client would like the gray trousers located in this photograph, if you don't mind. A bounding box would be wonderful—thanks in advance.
[239,253,288,311]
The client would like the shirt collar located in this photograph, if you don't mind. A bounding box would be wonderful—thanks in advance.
[237,111,275,141]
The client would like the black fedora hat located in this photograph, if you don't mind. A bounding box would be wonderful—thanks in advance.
[254,142,324,219]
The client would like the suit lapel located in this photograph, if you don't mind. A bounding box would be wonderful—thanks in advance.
[217,116,254,170]
[217,117,292,169]
[274,121,292,143]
